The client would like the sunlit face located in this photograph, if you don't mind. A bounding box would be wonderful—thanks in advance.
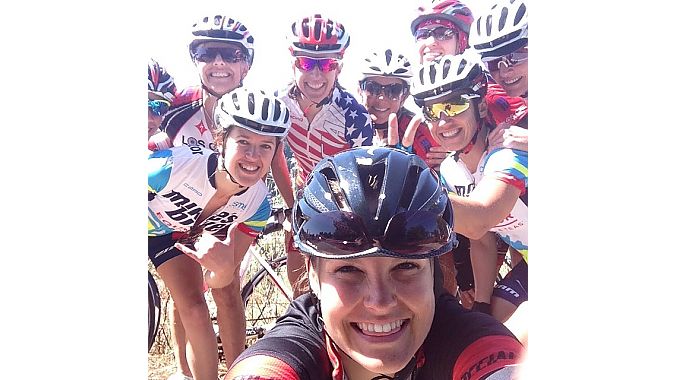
[193,41,250,97]
[220,126,277,187]
[148,93,167,138]
[358,76,409,125]
[309,256,435,377]
[426,100,482,151]
[415,26,460,63]
[292,53,342,103]
[488,47,528,97]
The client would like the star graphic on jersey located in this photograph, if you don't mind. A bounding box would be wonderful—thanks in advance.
[343,94,353,104]
[352,132,368,147]
[195,120,208,136]
[346,125,356,136]
[362,112,371,123]
[349,110,357,119]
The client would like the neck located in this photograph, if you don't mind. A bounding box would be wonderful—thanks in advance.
[215,156,247,195]
[340,352,396,380]
[459,125,488,172]
[202,91,219,132]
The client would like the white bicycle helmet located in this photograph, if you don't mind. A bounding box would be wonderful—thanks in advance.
[470,0,528,58]
[411,52,487,105]
[359,48,413,84]
[215,88,291,138]
[189,15,255,64]
[287,14,350,57]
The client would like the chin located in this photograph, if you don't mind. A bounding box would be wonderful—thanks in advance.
[355,354,411,377]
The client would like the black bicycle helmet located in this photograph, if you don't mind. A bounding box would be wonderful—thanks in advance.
[292,146,456,259]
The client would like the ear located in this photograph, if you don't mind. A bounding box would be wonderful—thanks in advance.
[478,99,488,119]
[306,258,321,296]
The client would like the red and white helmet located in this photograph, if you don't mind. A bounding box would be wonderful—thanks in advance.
[411,0,474,35]
[287,14,350,57]
[148,58,177,101]
[189,15,255,65]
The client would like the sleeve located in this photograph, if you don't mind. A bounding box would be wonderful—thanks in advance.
[485,83,528,127]
[482,148,527,195]
[237,194,272,237]
[451,336,524,380]
[225,354,302,380]
[148,149,174,195]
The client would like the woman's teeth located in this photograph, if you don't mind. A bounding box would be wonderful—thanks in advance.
[356,320,404,334]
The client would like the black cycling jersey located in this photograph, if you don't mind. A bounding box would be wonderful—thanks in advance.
[226,292,523,380]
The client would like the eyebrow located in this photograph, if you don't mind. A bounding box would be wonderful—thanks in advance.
[231,130,276,145]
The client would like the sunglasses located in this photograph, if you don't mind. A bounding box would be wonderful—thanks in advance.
[192,46,247,64]
[422,99,472,121]
[360,80,408,99]
[483,50,528,71]
[295,209,454,259]
[295,57,340,73]
[148,99,171,116]
[415,27,457,41]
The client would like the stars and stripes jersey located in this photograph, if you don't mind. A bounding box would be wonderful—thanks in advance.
[485,82,528,129]
[224,292,524,380]
[440,148,528,262]
[279,86,374,183]
[160,86,219,152]
[148,145,271,240]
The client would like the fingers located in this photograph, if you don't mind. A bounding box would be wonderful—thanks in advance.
[401,114,424,148]
[387,113,400,147]
[174,242,201,263]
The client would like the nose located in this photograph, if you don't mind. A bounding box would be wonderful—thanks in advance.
[243,144,259,158]
[212,53,226,65]
[363,275,397,312]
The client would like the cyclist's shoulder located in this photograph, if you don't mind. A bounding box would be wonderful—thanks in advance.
[172,86,202,107]
[228,294,330,379]
[485,82,528,126]
[161,99,204,134]
[331,86,367,113]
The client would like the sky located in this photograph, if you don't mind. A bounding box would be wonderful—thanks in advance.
[150,0,488,95]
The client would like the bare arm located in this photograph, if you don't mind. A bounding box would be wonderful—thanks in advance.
[270,143,295,208]
[450,176,521,239]
[470,232,499,304]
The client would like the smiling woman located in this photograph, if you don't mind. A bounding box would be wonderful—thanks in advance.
[223,147,525,380]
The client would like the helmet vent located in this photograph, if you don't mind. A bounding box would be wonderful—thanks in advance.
[499,7,508,30]
[247,92,255,115]
[384,49,393,65]
[514,3,527,25]
[261,98,270,120]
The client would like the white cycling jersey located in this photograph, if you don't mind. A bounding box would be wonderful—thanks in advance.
[148,145,270,239]
[440,147,528,262]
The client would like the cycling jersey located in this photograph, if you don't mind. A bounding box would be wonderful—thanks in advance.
[160,86,219,151]
[225,292,524,380]
[440,147,528,262]
[148,145,271,241]
[485,82,528,129]
[279,85,374,185]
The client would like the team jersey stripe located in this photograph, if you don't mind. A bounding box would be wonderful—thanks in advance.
[451,335,524,380]
[225,354,301,380]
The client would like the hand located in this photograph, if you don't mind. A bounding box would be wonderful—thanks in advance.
[426,146,451,171]
[458,288,475,310]
[386,112,425,151]
[175,227,237,288]
[488,125,528,152]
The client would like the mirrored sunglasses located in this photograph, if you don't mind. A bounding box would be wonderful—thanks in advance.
[415,27,457,41]
[148,99,171,116]
[192,46,247,64]
[361,80,407,99]
[295,209,454,259]
[295,56,340,73]
[423,99,471,121]
[483,50,528,71]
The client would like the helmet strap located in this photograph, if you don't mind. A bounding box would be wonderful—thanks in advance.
[218,149,245,189]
